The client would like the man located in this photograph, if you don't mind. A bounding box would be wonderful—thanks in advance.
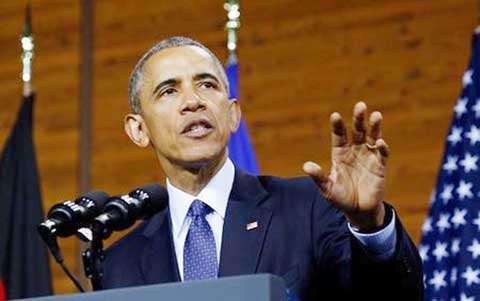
[101,36,423,300]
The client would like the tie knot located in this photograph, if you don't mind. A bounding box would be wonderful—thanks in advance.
[188,199,212,217]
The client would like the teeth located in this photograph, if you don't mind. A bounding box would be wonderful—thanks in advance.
[190,124,206,132]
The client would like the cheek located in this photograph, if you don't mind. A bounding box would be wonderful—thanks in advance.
[212,114,230,140]
[215,102,233,127]
[144,112,177,146]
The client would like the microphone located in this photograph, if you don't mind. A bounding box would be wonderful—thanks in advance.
[94,183,168,238]
[37,191,110,294]
[38,191,110,238]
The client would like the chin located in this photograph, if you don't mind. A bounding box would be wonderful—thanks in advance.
[177,146,226,168]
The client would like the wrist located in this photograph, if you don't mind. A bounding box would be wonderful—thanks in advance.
[346,203,386,232]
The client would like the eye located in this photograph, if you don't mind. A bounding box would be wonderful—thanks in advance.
[160,88,177,96]
[200,81,218,89]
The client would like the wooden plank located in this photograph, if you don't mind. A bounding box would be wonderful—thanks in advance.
[77,0,94,290]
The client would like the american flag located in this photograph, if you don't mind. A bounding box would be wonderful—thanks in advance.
[420,30,480,301]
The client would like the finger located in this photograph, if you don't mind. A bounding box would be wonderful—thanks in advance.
[330,112,348,147]
[369,111,383,142]
[352,101,367,145]
[375,138,389,165]
[303,161,332,197]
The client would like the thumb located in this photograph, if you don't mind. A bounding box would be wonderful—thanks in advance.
[303,161,332,197]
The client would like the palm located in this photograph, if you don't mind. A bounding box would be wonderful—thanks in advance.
[328,144,385,214]
[304,102,389,228]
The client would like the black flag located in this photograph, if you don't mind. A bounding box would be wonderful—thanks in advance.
[0,94,52,299]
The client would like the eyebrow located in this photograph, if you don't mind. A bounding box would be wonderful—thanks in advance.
[152,73,221,97]
[152,78,178,96]
[193,73,221,85]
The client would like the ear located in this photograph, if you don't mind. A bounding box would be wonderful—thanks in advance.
[124,113,150,148]
[228,98,242,133]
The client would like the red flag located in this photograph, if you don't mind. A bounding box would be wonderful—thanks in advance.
[0,279,6,301]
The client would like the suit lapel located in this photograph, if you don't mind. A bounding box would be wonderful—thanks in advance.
[140,209,181,284]
[218,168,272,277]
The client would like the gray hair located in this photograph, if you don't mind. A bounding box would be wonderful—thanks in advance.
[128,36,230,114]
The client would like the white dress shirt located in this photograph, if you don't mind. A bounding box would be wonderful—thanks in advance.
[167,158,396,281]
[167,159,234,281]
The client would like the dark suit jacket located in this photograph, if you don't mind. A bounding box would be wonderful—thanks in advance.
[101,168,423,300]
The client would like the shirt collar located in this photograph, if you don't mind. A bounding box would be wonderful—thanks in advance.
[167,158,235,238]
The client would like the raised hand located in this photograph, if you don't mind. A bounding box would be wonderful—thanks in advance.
[303,102,389,230]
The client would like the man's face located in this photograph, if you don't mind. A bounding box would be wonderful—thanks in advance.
[133,45,240,168]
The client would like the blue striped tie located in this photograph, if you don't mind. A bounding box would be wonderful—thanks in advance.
[183,199,218,281]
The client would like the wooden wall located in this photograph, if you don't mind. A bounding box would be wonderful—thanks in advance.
[0,0,477,295]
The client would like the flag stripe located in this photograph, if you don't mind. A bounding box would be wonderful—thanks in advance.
[0,279,5,301]
[0,95,52,299]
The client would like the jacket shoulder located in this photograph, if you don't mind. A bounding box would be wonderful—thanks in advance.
[258,174,321,202]
[104,219,150,259]
[259,174,317,192]
[255,173,342,221]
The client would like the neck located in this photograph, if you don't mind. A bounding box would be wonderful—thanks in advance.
[161,152,228,196]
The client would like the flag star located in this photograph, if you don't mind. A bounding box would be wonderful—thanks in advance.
[454,98,468,118]
[463,69,474,87]
[448,126,463,145]
[443,156,458,173]
[422,217,433,235]
[474,99,480,118]
[468,239,480,259]
[436,213,451,233]
[460,153,479,172]
[432,242,449,262]
[462,266,480,286]
[451,267,458,285]
[457,180,474,200]
[466,125,480,145]
[429,270,447,291]
[451,238,461,255]
[451,208,467,228]
[440,184,454,204]
[460,293,474,301]
[419,245,429,262]
[473,213,480,231]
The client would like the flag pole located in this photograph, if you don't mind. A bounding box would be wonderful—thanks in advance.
[20,0,34,97]
[224,0,240,65]
[476,0,480,34]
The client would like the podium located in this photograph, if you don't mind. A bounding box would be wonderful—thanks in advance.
[14,274,287,301]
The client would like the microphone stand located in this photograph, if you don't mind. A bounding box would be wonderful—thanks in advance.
[81,223,108,291]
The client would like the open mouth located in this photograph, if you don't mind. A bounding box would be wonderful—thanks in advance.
[181,118,214,137]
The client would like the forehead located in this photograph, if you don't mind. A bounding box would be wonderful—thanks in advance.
[142,45,220,82]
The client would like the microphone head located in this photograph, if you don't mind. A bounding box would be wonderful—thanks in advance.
[131,183,169,213]
[77,190,110,210]
[94,184,169,237]
[45,190,110,237]
[80,190,110,204]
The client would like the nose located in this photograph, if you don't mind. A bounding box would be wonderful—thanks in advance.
[181,91,206,114]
